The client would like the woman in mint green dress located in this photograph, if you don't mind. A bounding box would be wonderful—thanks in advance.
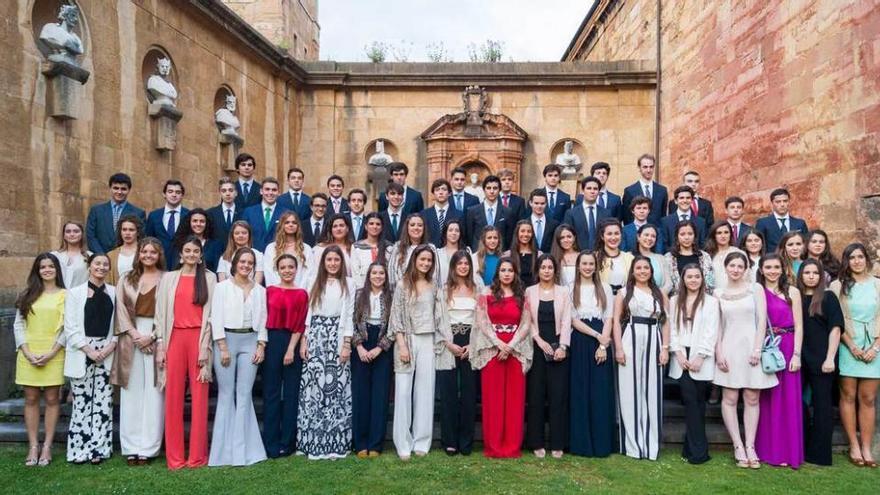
[829,243,880,467]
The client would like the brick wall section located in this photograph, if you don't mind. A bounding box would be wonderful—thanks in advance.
[579,0,658,63]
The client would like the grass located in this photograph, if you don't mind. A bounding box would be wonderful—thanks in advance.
[2,446,876,494]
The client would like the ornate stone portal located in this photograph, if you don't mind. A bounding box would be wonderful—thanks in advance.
[421,86,527,192]
[38,4,90,120]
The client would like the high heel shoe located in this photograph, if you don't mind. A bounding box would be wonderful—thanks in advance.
[25,445,39,467]
[733,446,749,468]
[745,445,761,469]
[37,443,52,467]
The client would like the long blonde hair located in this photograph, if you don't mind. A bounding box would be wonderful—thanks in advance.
[223,220,254,261]
[58,221,88,257]
[273,211,307,269]
[475,226,503,279]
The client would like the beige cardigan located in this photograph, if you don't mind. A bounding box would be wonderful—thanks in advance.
[469,289,533,373]
[153,270,216,389]
[524,284,573,347]
[829,278,880,340]
[111,274,158,388]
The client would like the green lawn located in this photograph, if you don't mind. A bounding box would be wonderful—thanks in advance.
[2,447,875,494]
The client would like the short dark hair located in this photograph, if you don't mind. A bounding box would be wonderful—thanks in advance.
[450,167,467,178]
[262,177,280,187]
[347,188,366,201]
[770,188,790,201]
[386,182,404,195]
[629,195,651,212]
[310,192,328,205]
[725,196,744,208]
[637,153,656,167]
[482,175,501,189]
[528,188,547,202]
[590,162,611,175]
[431,178,451,193]
[218,176,234,188]
[235,153,256,170]
[673,185,694,199]
[542,164,562,176]
[287,167,304,179]
[163,179,185,195]
[580,176,601,190]
[108,173,132,188]
[388,162,409,176]
[327,174,345,187]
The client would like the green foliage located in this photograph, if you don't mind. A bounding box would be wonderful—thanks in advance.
[364,41,389,63]
[468,39,505,63]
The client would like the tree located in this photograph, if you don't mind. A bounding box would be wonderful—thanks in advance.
[425,42,452,63]
[364,41,389,63]
[468,39,505,63]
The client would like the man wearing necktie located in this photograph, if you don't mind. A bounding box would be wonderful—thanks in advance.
[563,176,610,251]
[464,175,511,250]
[666,171,716,227]
[234,153,261,210]
[326,174,349,215]
[347,189,367,241]
[420,178,462,246]
[241,177,281,251]
[659,185,707,252]
[303,193,328,247]
[449,167,480,215]
[380,182,407,243]
[86,173,146,254]
[206,177,240,249]
[622,154,668,225]
[755,187,808,252]
[145,180,188,259]
[277,167,311,222]
[498,168,527,221]
[541,164,571,223]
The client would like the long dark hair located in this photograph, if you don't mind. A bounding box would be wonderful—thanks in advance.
[550,223,579,262]
[704,221,733,257]
[572,250,607,312]
[178,235,209,306]
[173,209,214,254]
[441,218,465,249]
[675,263,706,329]
[359,212,390,265]
[797,259,827,317]
[115,214,144,248]
[318,213,353,251]
[396,214,427,268]
[777,231,806,282]
[402,244,436,296]
[621,255,666,323]
[489,257,525,308]
[669,220,698,256]
[838,243,873,297]
[354,262,391,325]
[16,252,64,317]
[508,220,537,279]
[446,249,477,303]
[535,253,559,285]
[309,244,348,309]
[807,229,840,279]
[757,253,792,305]
[594,218,622,274]
[739,230,766,268]
[126,237,166,286]
[636,223,660,255]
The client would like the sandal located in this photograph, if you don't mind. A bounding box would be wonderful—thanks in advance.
[745,445,761,469]
[551,450,563,459]
[733,446,749,468]
[127,456,138,466]
[848,449,866,467]
[25,445,39,467]
[38,443,52,467]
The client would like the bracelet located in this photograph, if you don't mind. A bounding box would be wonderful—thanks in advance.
[598,344,607,351]
[793,351,801,357]
[661,344,670,350]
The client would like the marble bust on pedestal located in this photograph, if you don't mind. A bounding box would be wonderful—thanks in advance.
[39,5,84,66]
[555,140,582,176]
[215,95,242,144]
[368,140,393,167]
[147,57,178,108]
[464,172,485,201]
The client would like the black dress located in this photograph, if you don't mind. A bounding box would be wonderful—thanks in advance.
[526,300,569,451]
[518,253,535,287]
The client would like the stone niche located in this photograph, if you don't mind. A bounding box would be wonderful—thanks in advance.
[214,85,243,173]
[142,46,182,151]
[32,0,91,120]
[421,86,527,193]
[364,138,399,206]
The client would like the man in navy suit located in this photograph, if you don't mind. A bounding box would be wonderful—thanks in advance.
[498,168,527,222]
[346,189,368,241]
[420,178,461,246]
[449,166,481,215]
[527,189,559,253]
[241,177,282,252]
[621,196,664,253]
[302,193,328,247]
[563,176,612,251]
[380,183,407,243]
[574,162,624,221]
[206,177,240,249]
[233,153,262,210]
[326,174,349,215]
[755,187,808,252]
[144,180,189,259]
[378,162,425,217]
[86,172,146,254]
[622,153,668,225]
[464,175,512,251]
[540,164,571,224]
[276,167,311,222]
[660,186,707,252]
[723,196,752,248]
[666,171,715,227]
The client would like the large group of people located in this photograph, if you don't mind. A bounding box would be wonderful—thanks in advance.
[11,152,878,470]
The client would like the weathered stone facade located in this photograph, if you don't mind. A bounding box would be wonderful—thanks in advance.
[564,0,880,256]
[222,0,320,60]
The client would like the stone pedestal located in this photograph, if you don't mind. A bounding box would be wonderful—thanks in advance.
[559,177,580,202]
[41,61,90,120]
[218,133,244,173]
[149,104,183,151]
[367,165,390,210]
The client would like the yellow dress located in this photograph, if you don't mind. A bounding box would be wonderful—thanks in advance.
[16,290,66,387]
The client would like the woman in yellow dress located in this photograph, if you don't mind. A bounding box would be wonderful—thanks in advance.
[13,253,67,466]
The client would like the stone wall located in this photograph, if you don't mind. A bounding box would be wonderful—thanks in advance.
[565,0,880,256]
[222,0,320,60]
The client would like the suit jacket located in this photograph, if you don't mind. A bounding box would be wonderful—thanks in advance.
[302,217,326,247]
[145,206,190,259]
[621,222,664,254]
[86,201,146,254]
[276,190,311,222]
[562,203,612,251]
[542,188,571,224]
[529,215,559,253]
[659,213,707,253]
[379,210,404,243]
[241,203,284,252]
[346,212,368,242]
[464,202,512,251]
[755,215,808,253]
[499,193,528,223]
[420,205,462,247]
[622,181,668,225]
[62,282,116,379]
[379,186,425,217]
[234,179,262,210]
[727,221,753,248]
[668,197,715,227]
[575,190,623,220]
[206,203,241,248]
[450,190,481,215]
[328,196,350,216]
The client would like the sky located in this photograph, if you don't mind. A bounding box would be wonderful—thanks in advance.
[318,0,594,62]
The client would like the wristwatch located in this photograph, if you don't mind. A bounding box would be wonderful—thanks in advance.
[598,344,607,351]
[559,344,569,352]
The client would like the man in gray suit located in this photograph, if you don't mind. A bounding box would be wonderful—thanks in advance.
[86,173,145,254]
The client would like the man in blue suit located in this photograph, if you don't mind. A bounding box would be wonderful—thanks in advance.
[346,189,368,241]
[498,168,528,222]
[621,196,664,253]
[563,176,612,251]
[144,180,189,259]
[527,189,559,253]
[276,167,311,222]
[723,196,752,248]
[378,162,425,217]
[420,178,461,246]
[622,153,668,225]
[206,177,240,250]
[233,153,262,210]
[86,172,146,254]
[666,171,715,227]
[302,193,328,247]
[574,162,624,221]
[660,186,707,252]
[464,175,512,251]
[755,187,808,252]
[540,164,571,224]
[327,174,350,215]
[449,166,481,215]
[241,177,282,252]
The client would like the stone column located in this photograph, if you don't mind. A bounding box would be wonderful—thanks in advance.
[41,61,90,120]
[218,134,244,173]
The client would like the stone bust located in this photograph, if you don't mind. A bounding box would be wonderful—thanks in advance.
[464,172,485,201]
[146,57,178,107]
[368,140,393,167]
[39,5,84,65]
[215,94,241,139]
[555,140,582,174]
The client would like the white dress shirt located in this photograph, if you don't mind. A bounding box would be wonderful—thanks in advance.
[163,206,183,233]
[210,279,267,342]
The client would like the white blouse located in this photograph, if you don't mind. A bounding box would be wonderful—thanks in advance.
[305,277,356,352]
[210,279,267,342]
[449,296,477,325]
[51,250,91,288]
[571,282,615,321]
[308,244,352,282]
[367,292,384,324]
[117,253,135,278]
[606,256,628,288]
[262,242,312,289]
[560,264,577,287]
[217,249,264,281]
[350,243,382,288]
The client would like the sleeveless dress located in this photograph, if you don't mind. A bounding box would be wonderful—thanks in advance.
[713,285,778,389]
[15,291,66,386]
[838,280,880,378]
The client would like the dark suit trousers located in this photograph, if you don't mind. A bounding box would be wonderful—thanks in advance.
[262,329,303,457]
[438,330,478,453]
[803,369,834,465]
[526,341,570,451]
[351,324,392,453]
[678,366,710,464]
